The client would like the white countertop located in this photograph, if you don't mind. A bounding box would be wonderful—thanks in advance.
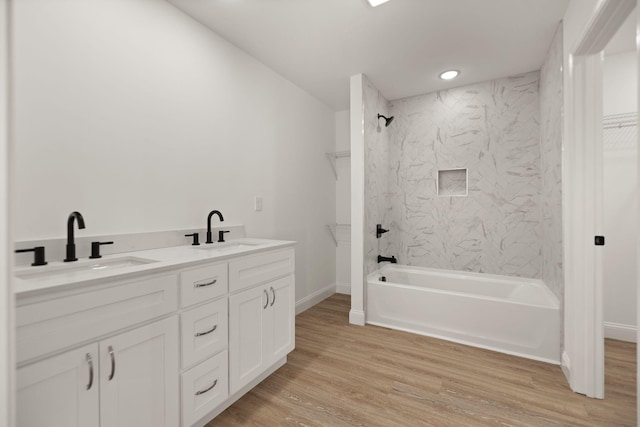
[13,238,296,299]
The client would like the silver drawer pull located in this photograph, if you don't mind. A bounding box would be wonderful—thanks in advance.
[194,324,217,337]
[195,279,217,288]
[86,353,94,391]
[270,286,276,306]
[263,289,269,309]
[108,345,116,381]
[195,379,218,396]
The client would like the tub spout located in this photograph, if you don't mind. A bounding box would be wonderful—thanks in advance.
[378,255,397,264]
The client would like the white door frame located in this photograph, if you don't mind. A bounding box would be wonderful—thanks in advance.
[0,0,14,425]
[563,0,637,399]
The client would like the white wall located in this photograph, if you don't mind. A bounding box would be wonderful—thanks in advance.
[336,110,351,224]
[349,74,365,325]
[1,0,14,424]
[603,51,637,341]
[604,52,638,115]
[540,23,565,304]
[11,0,336,303]
[335,109,351,294]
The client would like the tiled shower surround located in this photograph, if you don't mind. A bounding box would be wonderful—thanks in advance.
[385,71,542,278]
[363,25,564,285]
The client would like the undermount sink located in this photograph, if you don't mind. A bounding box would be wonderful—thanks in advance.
[15,256,157,280]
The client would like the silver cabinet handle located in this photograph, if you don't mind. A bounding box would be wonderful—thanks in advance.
[86,353,94,390]
[195,278,217,288]
[194,324,217,337]
[270,287,276,307]
[108,346,116,381]
[195,379,218,396]
[263,289,269,309]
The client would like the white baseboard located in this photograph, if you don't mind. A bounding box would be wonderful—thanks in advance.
[336,283,351,295]
[604,322,637,342]
[295,283,336,315]
[349,309,365,325]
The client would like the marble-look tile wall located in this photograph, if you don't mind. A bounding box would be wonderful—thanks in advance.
[363,75,390,276]
[385,71,542,278]
[540,24,564,300]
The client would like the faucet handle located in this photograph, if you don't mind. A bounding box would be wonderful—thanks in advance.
[185,233,200,246]
[15,246,47,266]
[376,224,389,238]
[89,241,114,259]
[218,230,230,243]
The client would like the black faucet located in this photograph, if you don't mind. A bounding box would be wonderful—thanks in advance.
[64,211,85,262]
[15,246,47,266]
[218,230,230,243]
[206,210,224,244]
[89,241,113,259]
[377,255,397,264]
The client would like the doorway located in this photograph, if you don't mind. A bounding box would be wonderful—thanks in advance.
[601,9,637,408]
[563,0,638,401]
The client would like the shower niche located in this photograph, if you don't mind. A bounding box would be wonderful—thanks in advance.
[437,168,468,197]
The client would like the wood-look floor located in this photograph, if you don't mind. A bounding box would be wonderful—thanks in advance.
[208,294,636,426]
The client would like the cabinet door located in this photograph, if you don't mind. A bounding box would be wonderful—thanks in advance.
[100,317,179,427]
[267,275,295,364]
[229,285,268,394]
[17,343,99,427]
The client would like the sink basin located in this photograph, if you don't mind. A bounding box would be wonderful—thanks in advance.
[15,256,157,280]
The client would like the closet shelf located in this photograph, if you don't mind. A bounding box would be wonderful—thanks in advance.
[327,223,351,246]
[326,150,351,179]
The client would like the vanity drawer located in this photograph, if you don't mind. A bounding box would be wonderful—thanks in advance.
[16,273,178,363]
[228,248,294,293]
[181,351,228,427]
[180,262,228,308]
[181,298,228,369]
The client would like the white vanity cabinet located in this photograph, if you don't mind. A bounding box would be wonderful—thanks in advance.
[99,318,179,427]
[15,241,296,427]
[228,249,295,394]
[17,343,99,427]
[16,273,180,427]
[17,316,178,427]
[178,262,230,427]
[17,317,179,427]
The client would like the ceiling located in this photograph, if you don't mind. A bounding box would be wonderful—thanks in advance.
[166,0,570,111]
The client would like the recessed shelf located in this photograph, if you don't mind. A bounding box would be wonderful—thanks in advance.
[437,168,468,197]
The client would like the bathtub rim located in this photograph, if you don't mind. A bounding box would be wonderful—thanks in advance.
[367,264,560,310]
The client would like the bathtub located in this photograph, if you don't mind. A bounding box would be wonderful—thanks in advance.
[366,264,560,364]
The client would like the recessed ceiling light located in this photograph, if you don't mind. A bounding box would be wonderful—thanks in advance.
[368,0,392,7]
[439,70,460,80]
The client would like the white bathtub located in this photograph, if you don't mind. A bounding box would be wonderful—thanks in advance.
[366,265,560,364]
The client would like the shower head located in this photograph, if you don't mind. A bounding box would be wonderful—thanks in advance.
[377,114,394,127]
